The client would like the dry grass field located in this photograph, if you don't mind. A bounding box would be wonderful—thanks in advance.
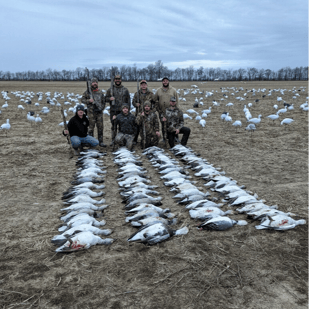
[0,80,308,309]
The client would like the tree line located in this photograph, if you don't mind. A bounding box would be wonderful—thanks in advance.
[0,60,307,81]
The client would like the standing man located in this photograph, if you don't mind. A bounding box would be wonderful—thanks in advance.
[113,104,137,151]
[132,80,155,144]
[81,77,106,147]
[63,105,99,156]
[135,100,160,148]
[153,76,179,145]
[105,74,131,146]
[162,97,190,149]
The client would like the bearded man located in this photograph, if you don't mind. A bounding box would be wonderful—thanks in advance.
[105,74,131,146]
[113,104,137,151]
[153,76,179,145]
[81,77,106,147]
[135,100,160,149]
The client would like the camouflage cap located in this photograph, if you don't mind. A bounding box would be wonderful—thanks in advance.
[162,76,169,81]
[122,103,129,109]
[170,96,177,102]
[140,80,147,85]
[76,104,85,111]
[91,77,98,84]
[144,100,151,107]
[114,74,121,80]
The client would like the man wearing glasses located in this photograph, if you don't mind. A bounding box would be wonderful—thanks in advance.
[105,74,131,146]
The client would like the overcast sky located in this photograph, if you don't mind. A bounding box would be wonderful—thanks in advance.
[1,0,307,73]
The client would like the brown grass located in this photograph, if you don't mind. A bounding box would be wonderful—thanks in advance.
[0,80,307,309]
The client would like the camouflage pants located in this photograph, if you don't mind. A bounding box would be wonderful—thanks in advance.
[88,111,103,142]
[115,132,135,150]
[142,133,159,149]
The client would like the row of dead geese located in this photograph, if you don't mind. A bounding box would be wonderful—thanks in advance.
[169,145,306,230]
[51,149,114,252]
[113,147,189,245]
[51,144,306,252]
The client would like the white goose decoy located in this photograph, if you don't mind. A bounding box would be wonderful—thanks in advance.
[27,112,36,125]
[18,105,25,111]
[280,118,294,128]
[248,114,262,125]
[267,114,279,123]
[199,119,206,127]
[2,102,8,109]
[276,106,287,115]
[224,113,232,123]
[232,120,242,131]
[183,113,192,120]
[195,115,201,121]
[203,107,212,114]
[35,114,42,125]
[0,119,11,136]
[55,231,113,252]
[186,109,199,115]
[245,123,256,134]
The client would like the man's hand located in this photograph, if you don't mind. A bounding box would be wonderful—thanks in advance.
[89,99,94,103]
[136,103,140,107]
[112,115,116,120]
[156,131,160,137]
[162,117,166,122]
[64,130,69,135]
[110,97,115,101]
[141,112,144,116]
[175,129,179,134]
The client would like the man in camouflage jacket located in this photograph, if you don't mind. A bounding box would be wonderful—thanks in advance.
[105,74,131,146]
[113,104,137,151]
[81,77,106,147]
[132,80,155,144]
[162,96,190,148]
[153,76,179,143]
[135,100,160,149]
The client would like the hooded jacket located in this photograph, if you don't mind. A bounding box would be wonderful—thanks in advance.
[67,113,89,137]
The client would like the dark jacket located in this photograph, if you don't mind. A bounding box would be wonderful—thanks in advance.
[115,112,137,135]
[66,113,89,137]
[106,85,131,112]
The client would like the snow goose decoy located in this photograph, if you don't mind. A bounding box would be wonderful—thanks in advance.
[280,118,294,129]
[0,119,11,136]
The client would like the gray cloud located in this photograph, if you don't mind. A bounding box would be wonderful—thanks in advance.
[0,0,307,72]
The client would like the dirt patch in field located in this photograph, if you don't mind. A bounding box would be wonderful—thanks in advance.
[0,80,307,309]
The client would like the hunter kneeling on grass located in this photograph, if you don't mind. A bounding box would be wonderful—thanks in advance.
[63,105,99,156]
[113,103,137,151]
[135,100,160,149]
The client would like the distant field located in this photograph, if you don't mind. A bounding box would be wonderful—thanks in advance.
[0,80,307,309]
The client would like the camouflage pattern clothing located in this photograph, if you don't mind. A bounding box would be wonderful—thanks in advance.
[164,106,190,148]
[153,84,179,140]
[136,110,160,148]
[105,85,130,113]
[132,89,155,116]
[105,84,131,142]
[115,132,135,151]
[81,89,105,143]
[164,106,184,133]
[114,111,137,150]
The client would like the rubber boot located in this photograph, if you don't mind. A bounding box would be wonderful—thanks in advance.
[98,134,106,147]
[110,131,115,146]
